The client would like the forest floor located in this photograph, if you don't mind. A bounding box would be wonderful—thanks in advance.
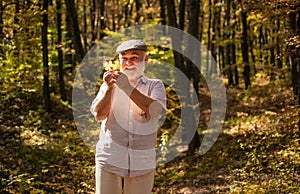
[1,68,299,193]
[154,69,300,193]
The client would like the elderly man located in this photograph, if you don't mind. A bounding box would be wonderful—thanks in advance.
[90,39,166,194]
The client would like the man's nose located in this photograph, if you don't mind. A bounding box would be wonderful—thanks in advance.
[125,60,133,65]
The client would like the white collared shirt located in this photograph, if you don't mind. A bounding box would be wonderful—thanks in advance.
[90,75,166,177]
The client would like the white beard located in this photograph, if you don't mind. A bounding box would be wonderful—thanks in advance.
[121,61,145,83]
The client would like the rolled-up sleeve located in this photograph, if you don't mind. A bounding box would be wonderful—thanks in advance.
[150,80,167,113]
[90,83,108,119]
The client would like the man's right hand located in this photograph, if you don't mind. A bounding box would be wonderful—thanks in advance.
[103,70,117,87]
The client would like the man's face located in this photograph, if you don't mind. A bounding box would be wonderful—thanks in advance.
[119,50,148,83]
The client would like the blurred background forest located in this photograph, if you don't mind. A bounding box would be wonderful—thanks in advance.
[1,0,300,193]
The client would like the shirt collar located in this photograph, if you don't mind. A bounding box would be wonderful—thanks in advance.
[134,75,148,87]
[140,75,148,84]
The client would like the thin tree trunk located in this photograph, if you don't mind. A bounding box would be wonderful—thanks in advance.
[206,0,212,78]
[270,46,275,66]
[276,19,282,68]
[56,0,66,101]
[99,0,105,39]
[225,0,233,85]
[232,39,238,86]
[42,0,51,112]
[117,0,122,30]
[145,0,153,20]
[186,0,201,156]
[216,0,223,75]
[65,14,75,73]
[199,1,204,44]
[210,0,218,76]
[167,0,194,153]
[13,0,19,36]
[135,0,142,23]
[178,0,185,31]
[270,23,275,67]
[12,0,20,57]
[124,0,133,27]
[259,26,264,63]
[83,0,88,50]
[231,1,238,86]
[159,0,166,25]
[124,1,129,27]
[166,0,185,72]
[0,0,4,56]
[91,0,97,44]
[289,11,300,106]
[239,0,250,89]
[264,29,269,65]
[65,0,85,62]
[249,27,256,74]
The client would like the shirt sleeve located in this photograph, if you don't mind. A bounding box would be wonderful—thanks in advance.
[90,82,108,119]
[150,80,167,112]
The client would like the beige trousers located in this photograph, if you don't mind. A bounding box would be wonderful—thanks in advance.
[95,168,155,194]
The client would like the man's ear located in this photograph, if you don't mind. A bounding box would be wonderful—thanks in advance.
[145,54,148,62]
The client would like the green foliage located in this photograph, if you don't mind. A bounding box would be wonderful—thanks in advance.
[0,94,95,193]
[1,0,299,193]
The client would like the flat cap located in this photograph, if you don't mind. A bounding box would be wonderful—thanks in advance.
[116,39,147,53]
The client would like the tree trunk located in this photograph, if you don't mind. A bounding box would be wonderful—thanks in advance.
[83,0,88,50]
[166,0,178,28]
[206,0,212,78]
[166,0,185,72]
[90,0,97,45]
[135,0,142,23]
[167,0,198,154]
[210,0,218,76]
[65,0,85,62]
[264,29,269,65]
[239,0,251,89]
[232,39,238,86]
[225,0,233,86]
[259,26,264,64]
[42,0,51,113]
[65,14,76,73]
[178,0,185,31]
[249,27,256,74]
[124,0,133,27]
[159,0,166,25]
[99,0,106,39]
[13,0,20,36]
[231,0,238,86]
[289,11,300,107]
[270,46,275,66]
[186,0,201,156]
[276,19,282,68]
[216,0,223,75]
[56,0,66,101]
[199,1,204,44]
[270,23,275,67]
[0,0,4,56]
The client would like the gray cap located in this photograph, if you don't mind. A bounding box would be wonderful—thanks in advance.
[116,39,147,53]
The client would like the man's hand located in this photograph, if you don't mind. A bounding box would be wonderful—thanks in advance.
[114,72,163,118]
[114,71,133,92]
[91,70,117,122]
[103,70,117,87]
